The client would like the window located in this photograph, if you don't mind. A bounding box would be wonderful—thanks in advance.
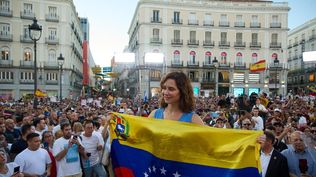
[188,12,197,24]
[272,15,278,23]
[46,73,57,80]
[312,43,315,51]
[0,71,13,80]
[205,51,212,64]
[23,48,32,61]
[252,53,258,63]
[1,47,9,60]
[252,33,258,44]
[190,31,196,42]
[48,6,57,17]
[205,32,211,42]
[173,50,180,63]
[173,12,180,23]
[48,28,57,40]
[251,15,258,23]
[0,23,10,36]
[23,25,29,38]
[20,72,33,80]
[236,52,243,64]
[204,14,212,25]
[236,15,242,22]
[220,14,227,21]
[153,28,159,39]
[152,10,160,22]
[301,33,305,41]
[221,52,227,64]
[236,33,242,43]
[220,32,227,42]
[189,51,196,63]
[271,33,278,44]
[0,0,10,11]
[48,50,56,61]
[23,3,32,14]
[174,30,180,41]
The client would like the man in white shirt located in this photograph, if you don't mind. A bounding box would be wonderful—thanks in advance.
[53,122,86,177]
[14,132,51,177]
[81,120,106,177]
[252,107,264,130]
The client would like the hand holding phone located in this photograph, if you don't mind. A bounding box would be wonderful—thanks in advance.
[13,166,20,173]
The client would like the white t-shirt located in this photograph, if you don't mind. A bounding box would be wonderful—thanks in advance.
[80,132,104,166]
[252,116,264,130]
[0,162,19,177]
[53,137,82,177]
[14,148,51,176]
[299,116,307,126]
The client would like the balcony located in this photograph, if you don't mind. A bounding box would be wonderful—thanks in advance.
[250,42,261,48]
[219,62,230,68]
[0,60,13,67]
[203,61,215,67]
[203,40,215,47]
[269,63,283,69]
[45,37,59,45]
[171,39,183,46]
[270,42,282,49]
[187,39,199,46]
[0,79,14,84]
[269,79,280,84]
[288,44,292,49]
[45,14,59,22]
[203,20,214,26]
[218,41,230,47]
[172,19,182,24]
[171,60,183,67]
[20,79,34,84]
[270,22,281,28]
[187,61,199,68]
[219,21,229,27]
[202,78,215,83]
[20,60,34,68]
[20,11,35,19]
[250,22,261,28]
[234,22,245,27]
[150,38,162,44]
[189,78,199,82]
[45,80,58,85]
[188,19,199,25]
[293,55,298,60]
[44,61,59,69]
[234,62,246,69]
[151,17,162,23]
[20,35,33,43]
[0,8,12,17]
[0,34,12,42]
[234,42,246,48]
[293,41,298,47]
[150,77,161,81]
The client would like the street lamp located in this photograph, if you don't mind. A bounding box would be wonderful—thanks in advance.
[29,17,42,109]
[274,57,279,96]
[213,57,218,96]
[126,88,130,98]
[57,53,65,101]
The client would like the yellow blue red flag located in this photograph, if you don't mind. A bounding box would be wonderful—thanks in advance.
[110,113,262,177]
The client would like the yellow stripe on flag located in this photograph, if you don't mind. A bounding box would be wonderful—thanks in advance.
[250,60,266,72]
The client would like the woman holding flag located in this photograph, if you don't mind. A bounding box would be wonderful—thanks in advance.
[148,71,204,125]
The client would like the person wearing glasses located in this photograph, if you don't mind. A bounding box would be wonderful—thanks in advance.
[241,117,254,130]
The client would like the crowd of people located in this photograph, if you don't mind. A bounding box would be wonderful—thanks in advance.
[0,71,315,177]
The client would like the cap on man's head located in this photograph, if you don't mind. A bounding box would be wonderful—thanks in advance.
[274,108,281,113]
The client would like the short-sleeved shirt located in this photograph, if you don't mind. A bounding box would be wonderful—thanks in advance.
[153,108,193,123]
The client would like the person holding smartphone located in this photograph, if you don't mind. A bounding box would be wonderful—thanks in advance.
[0,149,23,177]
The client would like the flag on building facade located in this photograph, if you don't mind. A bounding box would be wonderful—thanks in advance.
[35,89,47,97]
[250,60,266,72]
[110,113,262,177]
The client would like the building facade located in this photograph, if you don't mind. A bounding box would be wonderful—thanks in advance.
[127,0,289,98]
[287,18,316,94]
[0,0,84,100]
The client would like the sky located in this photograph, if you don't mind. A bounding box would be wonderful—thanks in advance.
[73,0,316,67]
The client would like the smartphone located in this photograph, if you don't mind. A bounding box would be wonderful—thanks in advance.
[73,135,78,139]
[14,166,20,173]
[299,159,308,173]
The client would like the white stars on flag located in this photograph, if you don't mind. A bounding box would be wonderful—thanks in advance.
[143,165,181,177]
[173,171,181,177]
[160,167,167,175]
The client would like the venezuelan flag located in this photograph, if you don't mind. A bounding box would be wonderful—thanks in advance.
[110,113,262,177]
[250,60,266,72]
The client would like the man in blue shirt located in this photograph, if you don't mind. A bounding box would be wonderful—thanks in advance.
[282,131,316,177]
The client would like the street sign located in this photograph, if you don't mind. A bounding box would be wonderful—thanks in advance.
[102,67,112,73]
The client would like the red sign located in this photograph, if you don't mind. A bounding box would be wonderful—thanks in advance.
[272,53,278,58]
[174,50,180,55]
[252,53,257,57]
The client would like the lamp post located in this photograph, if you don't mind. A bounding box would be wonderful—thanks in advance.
[126,88,130,98]
[213,57,218,96]
[57,54,64,101]
[274,57,279,96]
[29,17,42,109]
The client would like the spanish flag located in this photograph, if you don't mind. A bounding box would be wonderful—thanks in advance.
[250,60,266,72]
[110,113,262,177]
[35,89,47,97]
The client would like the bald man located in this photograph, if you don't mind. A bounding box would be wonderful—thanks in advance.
[281,131,316,177]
